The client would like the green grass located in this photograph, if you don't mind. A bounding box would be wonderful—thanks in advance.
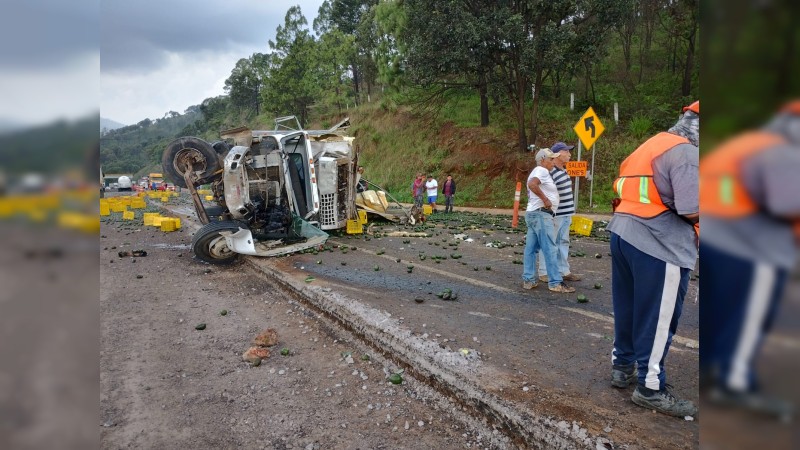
[317,90,659,212]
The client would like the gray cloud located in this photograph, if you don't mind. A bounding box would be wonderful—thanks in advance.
[0,0,98,70]
[101,0,324,74]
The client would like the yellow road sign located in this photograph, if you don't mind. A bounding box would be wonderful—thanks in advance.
[566,161,588,177]
[573,107,605,149]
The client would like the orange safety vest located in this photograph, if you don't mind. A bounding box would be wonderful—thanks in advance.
[700,130,800,241]
[699,131,785,218]
[613,132,691,220]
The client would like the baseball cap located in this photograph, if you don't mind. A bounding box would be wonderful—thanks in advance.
[551,142,574,152]
[535,148,559,164]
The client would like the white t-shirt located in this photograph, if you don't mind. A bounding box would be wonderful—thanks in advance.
[425,179,438,196]
[526,166,559,211]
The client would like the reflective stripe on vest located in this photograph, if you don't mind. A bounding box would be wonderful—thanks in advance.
[613,132,691,219]
[699,131,785,218]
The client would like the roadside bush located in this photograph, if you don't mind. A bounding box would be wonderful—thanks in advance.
[627,113,653,140]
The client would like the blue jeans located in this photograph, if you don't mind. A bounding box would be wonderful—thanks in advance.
[523,210,562,288]
[537,215,572,277]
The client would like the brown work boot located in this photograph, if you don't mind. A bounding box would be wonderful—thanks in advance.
[538,275,548,282]
[522,281,538,290]
[548,283,576,293]
[562,273,583,281]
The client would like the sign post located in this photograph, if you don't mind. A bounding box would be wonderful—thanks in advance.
[572,107,605,209]
[574,141,582,207]
[589,144,596,207]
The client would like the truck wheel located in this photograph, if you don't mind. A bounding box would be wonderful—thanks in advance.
[162,137,221,188]
[192,220,244,265]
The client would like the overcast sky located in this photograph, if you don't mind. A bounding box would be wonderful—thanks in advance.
[100,0,325,126]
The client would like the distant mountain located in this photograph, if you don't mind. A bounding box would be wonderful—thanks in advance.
[100,117,126,132]
[0,117,28,133]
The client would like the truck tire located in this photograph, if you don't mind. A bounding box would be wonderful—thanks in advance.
[192,220,245,265]
[162,137,222,188]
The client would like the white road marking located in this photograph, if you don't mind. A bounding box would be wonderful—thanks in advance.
[562,306,699,349]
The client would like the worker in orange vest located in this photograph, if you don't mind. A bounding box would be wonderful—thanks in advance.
[699,101,799,421]
[607,101,699,417]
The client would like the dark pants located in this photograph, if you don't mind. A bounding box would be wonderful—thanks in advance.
[444,195,454,213]
[699,243,786,392]
[611,233,690,390]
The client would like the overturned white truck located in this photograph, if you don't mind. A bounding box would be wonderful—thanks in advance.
[162,116,411,264]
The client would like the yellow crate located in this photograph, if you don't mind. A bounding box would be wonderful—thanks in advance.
[58,212,100,234]
[346,219,363,234]
[122,211,135,220]
[172,218,181,229]
[143,213,158,226]
[422,205,432,215]
[100,203,110,216]
[131,200,146,209]
[204,195,214,201]
[160,196,169,202]
[357,210,368,225]
[570,216,594,236]
[160,218,177,232]
[111,204,127,213]
[152,216,165,227]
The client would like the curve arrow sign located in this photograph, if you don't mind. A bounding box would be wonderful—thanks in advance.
[584,117,595,138]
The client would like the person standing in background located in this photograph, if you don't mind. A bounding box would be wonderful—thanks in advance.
[412,173,424,207]
[537,142,582,283]
[522,148,575,293]
[442,175,457,213]
[425,175,438,212]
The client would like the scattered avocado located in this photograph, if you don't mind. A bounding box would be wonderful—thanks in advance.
[220,309,228,316]
[195,323,206,330]
[388,373,403,385]
[594,283,602,289]
[280,348,290,356]
[577,294,589,303]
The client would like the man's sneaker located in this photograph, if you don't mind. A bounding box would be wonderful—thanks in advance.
[631,385,698,417]
[538,275,549,282]
[562,273,583,281]
[708,387,794,422]
[549,283,576,293]
[611,365,636,388]
[522,281,538,290]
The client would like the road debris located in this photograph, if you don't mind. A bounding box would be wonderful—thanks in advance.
[117,250,148,257]
[253,328,279,347]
